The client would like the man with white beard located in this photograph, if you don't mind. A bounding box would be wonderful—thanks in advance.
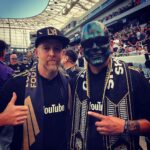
[0,26,71,150]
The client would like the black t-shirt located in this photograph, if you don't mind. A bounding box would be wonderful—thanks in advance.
[0,71,70,150]
[70,66,150,150]
[0,61,13,92]
[21,63,31,71]
[87,67,107,150]
[21,59,34,71]
[9,64,24,74]
[41,75,68,150]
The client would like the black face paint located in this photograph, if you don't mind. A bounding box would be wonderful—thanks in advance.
[81,36,110,66]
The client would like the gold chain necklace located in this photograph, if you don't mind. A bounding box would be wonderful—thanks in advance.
[86,58,112,107]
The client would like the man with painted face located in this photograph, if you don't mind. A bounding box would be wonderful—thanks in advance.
[81,21,110,67]
[70,21,150,150]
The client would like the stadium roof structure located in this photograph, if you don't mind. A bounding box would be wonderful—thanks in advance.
[0,0,100,49]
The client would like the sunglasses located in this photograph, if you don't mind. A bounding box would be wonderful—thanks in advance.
[81,36,109,49]
[11,58,17,60]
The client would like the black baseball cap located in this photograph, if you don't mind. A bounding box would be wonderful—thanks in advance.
[35,27,70,48]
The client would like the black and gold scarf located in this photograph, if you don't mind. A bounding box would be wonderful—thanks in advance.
[70,58,136,150]
[23,65,42,150]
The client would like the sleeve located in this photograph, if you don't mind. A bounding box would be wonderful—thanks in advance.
[0,78,15,113]
[0,76,25,113]
[130,69,150,121]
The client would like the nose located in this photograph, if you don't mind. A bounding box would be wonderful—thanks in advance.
[48,48,55,56]
[92,42,98,49]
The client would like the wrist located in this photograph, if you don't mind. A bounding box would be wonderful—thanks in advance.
[0,112,6,126]
[123,120,140,135]
[123,119,129,134]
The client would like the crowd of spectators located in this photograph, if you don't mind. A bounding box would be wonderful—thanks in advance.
[3,51,35,76]
[109,21,150,56]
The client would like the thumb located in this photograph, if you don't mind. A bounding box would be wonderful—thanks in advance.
[9,92,17,105]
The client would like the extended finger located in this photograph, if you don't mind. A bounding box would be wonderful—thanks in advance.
[88,111,105,120]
